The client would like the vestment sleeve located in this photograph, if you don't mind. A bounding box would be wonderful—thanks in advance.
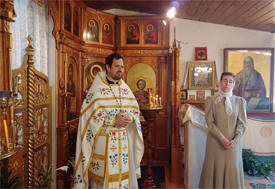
[205,96,225,141]
[234,97,247,143]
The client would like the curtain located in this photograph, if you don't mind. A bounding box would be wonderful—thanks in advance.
[10,0,50,76]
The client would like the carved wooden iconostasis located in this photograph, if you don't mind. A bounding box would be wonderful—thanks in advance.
[48,0,170,188]
[118,16,170,166]
[48,1,115,187]
[10,36,52,188]
[0,1,52,188]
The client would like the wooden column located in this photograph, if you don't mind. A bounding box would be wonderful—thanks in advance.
[170,27,182,182]
[0,0,16,187]
[0,0,16,163]
[0,0,15,91]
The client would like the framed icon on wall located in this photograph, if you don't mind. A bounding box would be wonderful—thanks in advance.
[195,47,207,61]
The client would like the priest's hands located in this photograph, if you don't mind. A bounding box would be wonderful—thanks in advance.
[220,138,237,150]
[115,110,132,127]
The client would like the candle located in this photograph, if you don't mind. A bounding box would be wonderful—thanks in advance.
[149,90,152,105]
[64,53,68,92]
[3,119,9,150]
[156,95,159,105]
[159,97,162,105]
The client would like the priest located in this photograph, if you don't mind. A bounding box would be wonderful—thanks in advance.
[74,53,144,189]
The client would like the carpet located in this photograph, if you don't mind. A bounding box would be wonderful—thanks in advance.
[249,183,275,189]
[266,169,275,184]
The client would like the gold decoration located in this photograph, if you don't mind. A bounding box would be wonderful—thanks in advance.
[146,24,154,32]
[90,64,103,79]
[0,0,16,21]
[32,0,45,7]
[103,23,110,31]
[26,35,35,188]
[3,20,10,32]
[12,35,51,188]
[0,92,17,160]
[88,19,96,28]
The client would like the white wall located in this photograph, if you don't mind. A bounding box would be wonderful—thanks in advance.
[170,18,275,111]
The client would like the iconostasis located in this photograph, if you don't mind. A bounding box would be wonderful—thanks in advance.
[118,16,170,165]
[48,0,170,187]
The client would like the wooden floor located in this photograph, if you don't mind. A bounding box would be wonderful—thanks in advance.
[164,165,185,189]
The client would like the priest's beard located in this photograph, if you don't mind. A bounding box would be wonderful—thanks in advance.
[110,71,123,81]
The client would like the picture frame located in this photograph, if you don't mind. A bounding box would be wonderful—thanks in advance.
[126,23,140,44]
[195,47,207,61]
[224,48,274,113]
[188,61,216,90]
[144,23,158,44]
[188,94,196,100]
[180,89,187,100]
[187,89,212,101]
[196,90,205,101]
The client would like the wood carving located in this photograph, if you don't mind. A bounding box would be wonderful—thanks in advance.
[12,35,51,188]
[32,0,45,7]
[50,2,170,187]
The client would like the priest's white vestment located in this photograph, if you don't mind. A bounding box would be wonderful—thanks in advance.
[74,72,144,189]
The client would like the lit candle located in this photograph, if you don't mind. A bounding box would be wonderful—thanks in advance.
[3,119,9,150]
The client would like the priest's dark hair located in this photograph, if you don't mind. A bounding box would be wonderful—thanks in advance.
[105,53,124,73]
[220,72,236,81]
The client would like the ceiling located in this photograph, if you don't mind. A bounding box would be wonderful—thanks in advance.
[83,0,275,33]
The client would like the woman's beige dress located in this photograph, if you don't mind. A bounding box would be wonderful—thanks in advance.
[199,94,247,188]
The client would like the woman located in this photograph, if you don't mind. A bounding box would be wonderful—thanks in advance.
[199,72,247,188]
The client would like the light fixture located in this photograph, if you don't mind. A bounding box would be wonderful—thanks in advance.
[167,7,176,19]
[162,19,167,26]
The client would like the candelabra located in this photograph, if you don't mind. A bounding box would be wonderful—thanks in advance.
[0,91,18,160]
[143,88,163,110]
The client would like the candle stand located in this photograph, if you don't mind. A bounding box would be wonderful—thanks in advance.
[139,105,163,188]
[0,91,18,160]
